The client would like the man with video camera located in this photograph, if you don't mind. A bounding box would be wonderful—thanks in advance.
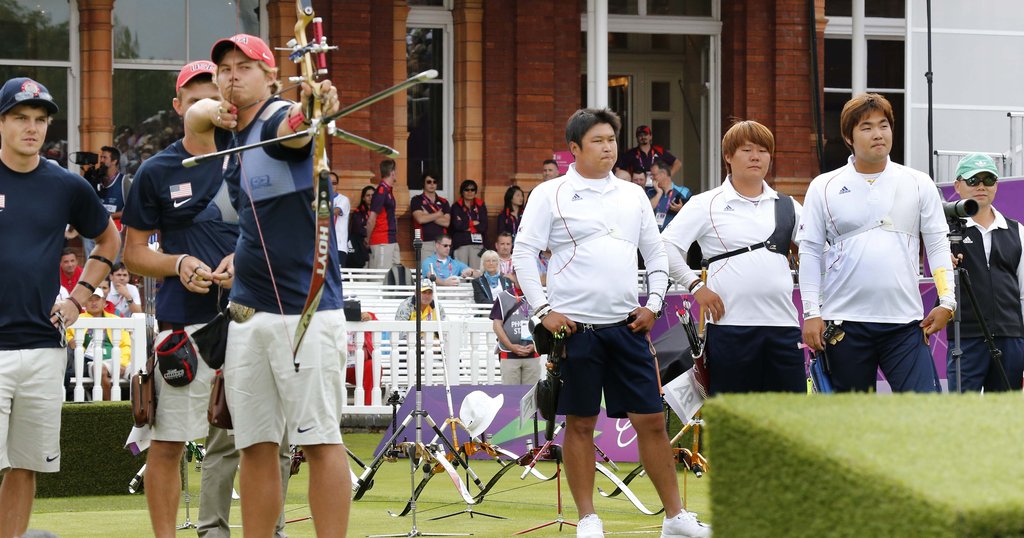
[73,147,130,255]
[946,153,1024,392]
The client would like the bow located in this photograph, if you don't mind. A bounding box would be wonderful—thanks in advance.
[289,0,334,358]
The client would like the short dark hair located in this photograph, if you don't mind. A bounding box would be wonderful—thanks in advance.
[565,108,621,149]
[112,261,128,273]
[542,159,558,167]
[101,145,120,163]
[435,234,452,244]
[379,159,396,179]
[497,232,513,241]
[61,247,76,258]
[459,179,479,194]
[650,157,670,172]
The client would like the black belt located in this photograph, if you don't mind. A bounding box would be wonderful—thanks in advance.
[579,318,631,332]
[158,321,186,332]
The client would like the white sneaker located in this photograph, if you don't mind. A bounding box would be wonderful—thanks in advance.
[661,510,711,538]
[576,513,605,538]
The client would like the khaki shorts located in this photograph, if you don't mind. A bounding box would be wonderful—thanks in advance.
[0,348,66,473]
[152,324,217,443]
[224,309,347,450]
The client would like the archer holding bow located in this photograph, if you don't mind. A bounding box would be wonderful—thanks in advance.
[185,32,350,537]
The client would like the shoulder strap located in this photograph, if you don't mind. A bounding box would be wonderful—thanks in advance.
[704,194,795,265]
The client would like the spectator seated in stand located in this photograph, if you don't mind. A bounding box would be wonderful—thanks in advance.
[473,250,513,304]
[59,247,81,294]
[421,234,478,286]
[395,279,446,322]
[66,280,132,400]
[106,261,142,317]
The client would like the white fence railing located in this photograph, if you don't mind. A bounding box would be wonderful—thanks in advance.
[932,150,1009,185]
[345,319,500,414]
[66,313,147,402]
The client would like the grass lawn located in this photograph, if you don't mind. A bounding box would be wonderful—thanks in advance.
[27,432,711,537]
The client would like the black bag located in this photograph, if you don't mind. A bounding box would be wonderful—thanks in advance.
[344,299,362,322]
[155,330,199,387]
[192,312,229,370]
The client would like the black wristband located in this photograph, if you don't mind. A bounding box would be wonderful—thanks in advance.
[89,254,115,271]
[76,280,96,293]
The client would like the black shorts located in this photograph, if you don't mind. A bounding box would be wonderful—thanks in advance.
[557,324,663,418]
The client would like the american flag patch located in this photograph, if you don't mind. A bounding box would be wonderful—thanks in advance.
[169,183,192,200]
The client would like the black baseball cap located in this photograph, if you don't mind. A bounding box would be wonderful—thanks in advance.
[0,77,59,116]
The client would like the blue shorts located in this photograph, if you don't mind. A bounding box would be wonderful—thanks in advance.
[827,321,939,393]
[705,325,805,394]
[558,324,663,419]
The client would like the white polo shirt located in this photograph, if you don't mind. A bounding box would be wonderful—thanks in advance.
[797,157,954,323]
[512,164,667,324]
[662,178,802,327]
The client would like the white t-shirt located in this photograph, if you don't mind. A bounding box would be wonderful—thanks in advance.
[662,178,802,327]
[797,157,954,323]
[512,164,667,324]
[107,283,141,317]
[334,193,351,253]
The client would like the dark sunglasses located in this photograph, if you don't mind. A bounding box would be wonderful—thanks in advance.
[959,175,997,187]
[462,187,477,192]
[424,179,437,184]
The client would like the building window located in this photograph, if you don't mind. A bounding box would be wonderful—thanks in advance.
[824,25,906,171]
[0,0,72,166]
[406,6,452,195]
[111,0,261,173]
[825,0,905,18]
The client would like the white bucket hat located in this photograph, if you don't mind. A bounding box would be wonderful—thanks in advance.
[458,390,504,439]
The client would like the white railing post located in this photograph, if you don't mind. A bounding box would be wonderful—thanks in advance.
[73,330,86,402]
[109,328,122,401]
[90,328,105,401]
[353,328,365,409]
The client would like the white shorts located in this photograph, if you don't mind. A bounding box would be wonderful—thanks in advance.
[151,325,217,443]
[0,348,66,473]
[224,309,347,450]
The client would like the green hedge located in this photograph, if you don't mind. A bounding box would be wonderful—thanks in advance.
[36,403,143,498]
[703,393,1024,537]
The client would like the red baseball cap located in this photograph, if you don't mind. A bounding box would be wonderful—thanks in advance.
[210,34,276,68]
[175,60,217,92]
[636,125,652,136]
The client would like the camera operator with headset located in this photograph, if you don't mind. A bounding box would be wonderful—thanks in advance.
[946,153,1024,392]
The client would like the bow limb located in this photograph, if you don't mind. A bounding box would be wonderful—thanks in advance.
[292,0,332,358]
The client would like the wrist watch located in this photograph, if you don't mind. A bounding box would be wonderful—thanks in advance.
[529,305,552,329]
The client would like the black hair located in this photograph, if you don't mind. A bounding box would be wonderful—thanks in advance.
[542,159,558,167]
[503,185,524,212]
[101,145,121,163]
[358,185,375,210]
[459,179,479,196]
[564,108,621,148]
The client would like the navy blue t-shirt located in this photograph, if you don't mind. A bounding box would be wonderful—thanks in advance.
[122,140,238,325]
[97,172,126,214]
[215,99,343,314]
[0,159,110,349]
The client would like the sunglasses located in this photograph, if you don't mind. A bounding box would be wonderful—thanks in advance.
[462,188,477,192]
[424,179,437,184]
[959,175,997,187]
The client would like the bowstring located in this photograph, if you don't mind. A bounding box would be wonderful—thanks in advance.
[229,1,296,354]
